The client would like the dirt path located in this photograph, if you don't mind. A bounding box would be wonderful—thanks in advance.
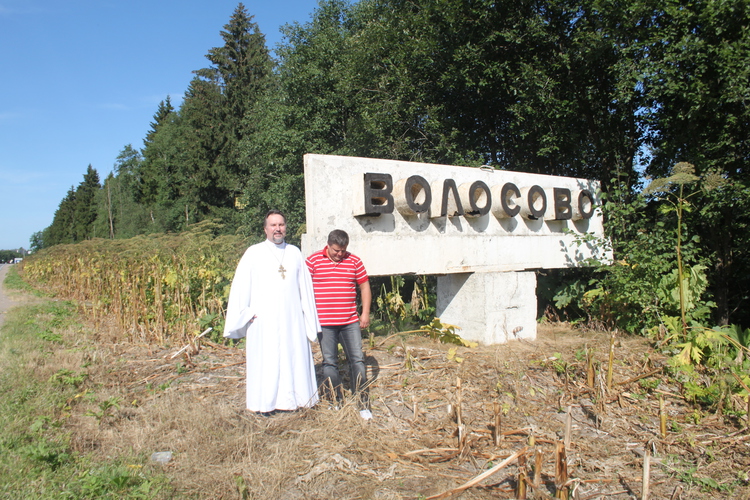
[0,264,18,329]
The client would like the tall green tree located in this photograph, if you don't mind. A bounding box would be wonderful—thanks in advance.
[275,0,360,157]
[110,145,150,238]
[234,0,357,238]
[72,165,101,241]
[90,145,148,240]
[92,173,115,239]
[43,186,77,247]
[274,0,646,184]
[138,4,274,234]
[642,0,750,181]
[202,2,272,156]
[188,3,273,227]
[638,1,750,327]
[139,109,184,232]
[144,96,175,147]
[43,166,100,247]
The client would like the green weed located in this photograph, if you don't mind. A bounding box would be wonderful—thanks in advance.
[49,369,88,387]
[86,397,122,424]
[0,300,168,499]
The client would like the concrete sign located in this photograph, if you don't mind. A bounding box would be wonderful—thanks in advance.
[302,154,610,344]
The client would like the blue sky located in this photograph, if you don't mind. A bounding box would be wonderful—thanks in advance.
[0,0,321,251]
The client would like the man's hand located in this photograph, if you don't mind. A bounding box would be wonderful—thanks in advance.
[359,315,370,330]
[359,280,372,330]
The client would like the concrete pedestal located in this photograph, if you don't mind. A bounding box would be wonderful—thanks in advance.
[436,271,537,344]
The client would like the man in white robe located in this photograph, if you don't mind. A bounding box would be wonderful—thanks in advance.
[223,210,320,413]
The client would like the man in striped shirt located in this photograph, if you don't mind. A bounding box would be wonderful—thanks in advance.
[306,229,373,420]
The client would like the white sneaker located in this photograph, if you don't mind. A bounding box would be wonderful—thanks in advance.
[359,409,373,420]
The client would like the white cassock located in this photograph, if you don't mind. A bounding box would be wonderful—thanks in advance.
[223,240,320,412]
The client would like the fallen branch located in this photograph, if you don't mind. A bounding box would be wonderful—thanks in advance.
[616,367,664,386]
[208,360,245,371]
[424,446,528,500]
[169,327,213,359]
[402,448,459,457]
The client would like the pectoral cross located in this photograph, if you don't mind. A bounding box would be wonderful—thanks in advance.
[278,264,286,279]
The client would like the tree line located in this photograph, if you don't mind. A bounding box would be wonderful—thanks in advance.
[32,0,750,329]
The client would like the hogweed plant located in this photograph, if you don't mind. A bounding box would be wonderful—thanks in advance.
[642,162,724,340]
[558,163,750,414]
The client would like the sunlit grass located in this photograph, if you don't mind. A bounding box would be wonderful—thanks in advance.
[0,300,170,499]
[2,264,39,294]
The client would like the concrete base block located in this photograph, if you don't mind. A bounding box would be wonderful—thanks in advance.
[436,271,537,345]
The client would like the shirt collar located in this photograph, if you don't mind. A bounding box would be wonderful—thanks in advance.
[323,246,349,262]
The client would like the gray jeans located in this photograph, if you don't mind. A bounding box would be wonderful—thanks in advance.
[318,322,369,408]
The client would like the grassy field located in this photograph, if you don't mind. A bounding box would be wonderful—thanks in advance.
[0,267,171,499]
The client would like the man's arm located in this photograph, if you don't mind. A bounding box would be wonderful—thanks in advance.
[359,280,371,329]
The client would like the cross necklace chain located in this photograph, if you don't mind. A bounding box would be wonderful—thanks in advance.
[269,243,287,279]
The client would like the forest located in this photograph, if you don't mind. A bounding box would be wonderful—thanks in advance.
[28,0,750,372]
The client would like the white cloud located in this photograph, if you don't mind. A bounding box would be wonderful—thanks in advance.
[0,168,46,185]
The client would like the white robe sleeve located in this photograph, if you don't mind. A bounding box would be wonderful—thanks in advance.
[223,247,256,339]
[298,252,321,342]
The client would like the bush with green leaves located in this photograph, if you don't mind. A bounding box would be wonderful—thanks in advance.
[552,164,717,335]
[549,163,750,416]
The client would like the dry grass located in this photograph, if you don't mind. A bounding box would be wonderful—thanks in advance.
[42,313,750,499]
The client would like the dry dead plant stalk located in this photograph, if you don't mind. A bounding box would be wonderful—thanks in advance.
[617,367,664,386]
[456,377,467,454]
[516,452,528,499]
[533,448,544,489]
[587,349,595,388]
[659,397,667,439]
[493,400,502,446]
[642,448,651,500]
[555,441,568,499]
[425,447,528,500]
[456,376,463,427]
[607,330,616,391]
[564,405,572,451]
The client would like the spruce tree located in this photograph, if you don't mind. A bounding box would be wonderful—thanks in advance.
[72,165,101,241]
[192,3,273,219]
[44,186,77,247]
[144,96,175,147]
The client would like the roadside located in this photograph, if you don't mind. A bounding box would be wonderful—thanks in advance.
[0,264,17,329]
[2,265,749,498]
[0,267,170,498]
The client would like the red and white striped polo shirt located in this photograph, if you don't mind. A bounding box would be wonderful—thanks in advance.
[306,247,369,326]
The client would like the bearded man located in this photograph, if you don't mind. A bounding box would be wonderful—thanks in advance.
[224,210,320,414]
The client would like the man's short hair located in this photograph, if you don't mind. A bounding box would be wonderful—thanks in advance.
[264,209,286,227]
[327,229,349,247]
